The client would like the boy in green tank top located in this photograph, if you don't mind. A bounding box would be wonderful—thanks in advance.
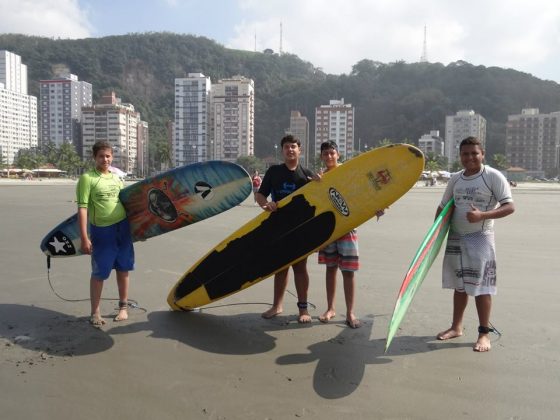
[77,141,134,327]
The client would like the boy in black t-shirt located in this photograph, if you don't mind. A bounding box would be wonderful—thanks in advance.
[256,135,315,323]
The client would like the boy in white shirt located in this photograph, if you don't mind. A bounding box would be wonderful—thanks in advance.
[435,137,514,352]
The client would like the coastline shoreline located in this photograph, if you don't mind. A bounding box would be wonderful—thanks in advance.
[2,176,559,191]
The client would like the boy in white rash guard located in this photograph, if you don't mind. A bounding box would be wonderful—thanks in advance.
[435,136,514,352]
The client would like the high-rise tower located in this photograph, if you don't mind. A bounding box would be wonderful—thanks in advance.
[314,99,355,161]
[39,72,92,149]
[444,110,487,166]
[286,111,310,167]
[81,91,145,175]
[211,76,255,162]
[0,50,37,165]
[506,108,560,178]
[173,73,211,166]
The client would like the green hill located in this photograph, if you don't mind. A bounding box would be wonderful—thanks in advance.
[2,32,560,164]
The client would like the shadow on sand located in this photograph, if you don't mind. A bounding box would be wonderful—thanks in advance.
[107,309,472,399]
[0,304,114,358]
[0,304,475,398]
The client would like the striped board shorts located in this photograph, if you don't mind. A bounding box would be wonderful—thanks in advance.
[442,230,497,296]
[318,230,359,272]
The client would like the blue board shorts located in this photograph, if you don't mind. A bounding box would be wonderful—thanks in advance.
[90,218,134,280]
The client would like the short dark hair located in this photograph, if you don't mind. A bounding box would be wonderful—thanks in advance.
[459,136,483,151]
[92,140,113,157]
[320,140,338,152]
[280,134,301,147]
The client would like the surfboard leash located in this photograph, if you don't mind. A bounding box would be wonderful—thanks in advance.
[193,290,316,312]
[194,302,276,311]
[487,322,502,337]
[286,289,317,311]
[45,256,147,313]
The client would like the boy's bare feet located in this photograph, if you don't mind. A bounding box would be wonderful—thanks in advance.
[114,308,128,322]
[89,314,106,328]
[436,327,463,340]
[261,306,282,319]
[345,314,361,329]
[114,301,129,322]
[473,334,492,352]
[319,309,336,323]
[298,310,312,323]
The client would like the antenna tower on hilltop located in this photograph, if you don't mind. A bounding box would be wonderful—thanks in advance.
[279,22,283,54]
[420,25,428,62]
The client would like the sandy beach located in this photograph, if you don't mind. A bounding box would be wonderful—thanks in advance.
[1,180,559,419]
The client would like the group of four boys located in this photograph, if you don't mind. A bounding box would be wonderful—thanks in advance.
[78,134,513,353]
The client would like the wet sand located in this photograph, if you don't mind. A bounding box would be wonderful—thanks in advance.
[1,181,559,419]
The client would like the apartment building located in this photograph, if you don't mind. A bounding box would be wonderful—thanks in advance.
[314,98,355,160]
[505,108,560,178]
[39,72,92,150]
[0,50,38,165]
[173,73,211,167]
[81,91,145,175]
[286,110,310,167]
[418,130,444,156]
[137,120,149,177]
[0,50,27,94]
[444,110,486,165]
[211,75,255,162]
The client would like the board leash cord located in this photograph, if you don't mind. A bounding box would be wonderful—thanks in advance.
[46,256,147,312]
[487,322,502,337]
[46,257,311,314]
[177,290,316,312]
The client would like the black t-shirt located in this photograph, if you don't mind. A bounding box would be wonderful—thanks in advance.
[258,164,314,202]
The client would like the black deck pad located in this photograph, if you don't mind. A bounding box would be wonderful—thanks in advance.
[174,194,336,301]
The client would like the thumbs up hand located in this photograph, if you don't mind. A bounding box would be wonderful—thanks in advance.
[466,203,483,223]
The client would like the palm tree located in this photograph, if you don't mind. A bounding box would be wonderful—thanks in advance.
[425,160,440,173]
[152,141,171,172]
[40,142,59,166]
[378,138,394,147]
[491,153,510,170]
[424,152,447,171]
[236,155,265,174]
[14,148,45,169]
[56,143,83,176]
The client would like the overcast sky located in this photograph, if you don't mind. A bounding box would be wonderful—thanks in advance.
[1,0,559,83]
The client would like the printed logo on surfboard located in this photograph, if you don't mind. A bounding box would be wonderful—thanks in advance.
[47,231,76,256]
[328,187,350,217]
[367,169,392,191]
[194,181,215,200]
[147,188,178,222]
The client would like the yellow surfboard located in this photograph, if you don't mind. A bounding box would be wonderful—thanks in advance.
[167,144,424,310]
